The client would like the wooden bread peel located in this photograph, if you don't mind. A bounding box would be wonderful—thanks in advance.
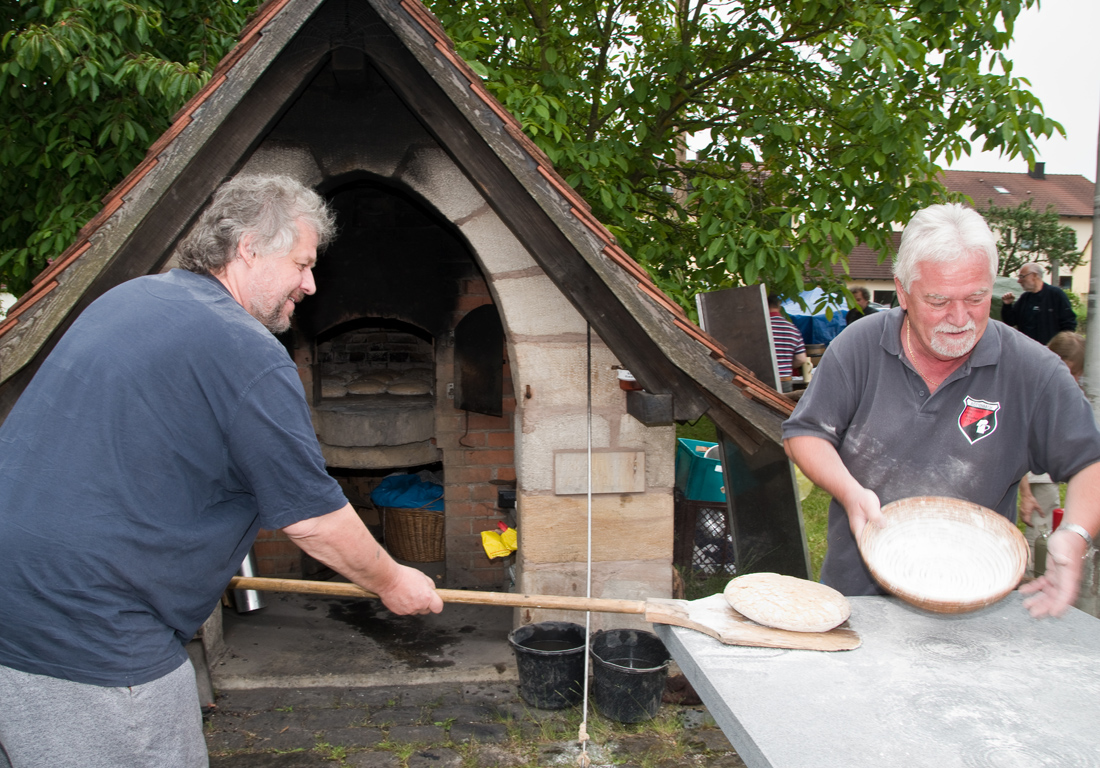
[229,576,861,651]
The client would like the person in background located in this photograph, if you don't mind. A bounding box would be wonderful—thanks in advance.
[767,294,808,393]
[845,286,877,326]
[0,175,443,768]
[1047,330,1086,380]
[782,203,1100,618]
[1018,331,1087,575]
[1000,262,1077,345]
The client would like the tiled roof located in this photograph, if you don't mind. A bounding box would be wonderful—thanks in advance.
[940,168,1095,218]
[829,168,1095,282]
[833,231,901,281]
[0,0,792,419]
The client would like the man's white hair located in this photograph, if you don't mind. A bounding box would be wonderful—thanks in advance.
[893,203,998,291]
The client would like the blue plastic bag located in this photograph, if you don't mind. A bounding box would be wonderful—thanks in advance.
[370,474,444,512]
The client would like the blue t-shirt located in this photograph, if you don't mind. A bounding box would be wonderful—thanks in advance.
[0,270,347,686]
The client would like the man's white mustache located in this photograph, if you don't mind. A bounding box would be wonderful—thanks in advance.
[934,320,976,334]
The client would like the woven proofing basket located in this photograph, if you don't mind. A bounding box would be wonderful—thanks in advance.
[383,506,445,562]
[859,496,1028,614]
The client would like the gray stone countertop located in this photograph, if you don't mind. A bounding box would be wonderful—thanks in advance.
[656,591,1100,768]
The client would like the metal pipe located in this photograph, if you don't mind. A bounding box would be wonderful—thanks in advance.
[232,548,267,613]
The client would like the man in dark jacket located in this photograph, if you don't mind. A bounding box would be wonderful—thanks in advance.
[1001,263,1077,344]
[845,286,877,326]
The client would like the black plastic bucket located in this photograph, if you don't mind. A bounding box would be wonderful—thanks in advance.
[508,621,587,710]
[590,629,671,723]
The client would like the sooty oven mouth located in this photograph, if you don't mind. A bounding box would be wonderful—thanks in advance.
[307,318,440,470]
[313,317,435,403]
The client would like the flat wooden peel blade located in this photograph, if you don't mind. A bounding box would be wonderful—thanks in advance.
[644,594,861,651]
[229,577,860,651]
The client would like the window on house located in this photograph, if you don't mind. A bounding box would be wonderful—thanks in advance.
[1060,276,1073,291]
[994,186,1010,194]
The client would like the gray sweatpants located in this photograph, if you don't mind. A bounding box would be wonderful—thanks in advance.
[0,658,207,768]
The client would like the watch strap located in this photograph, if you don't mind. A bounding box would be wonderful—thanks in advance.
[1060,522,1093,550]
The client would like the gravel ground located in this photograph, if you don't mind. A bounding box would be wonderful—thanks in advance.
[204,679,748,767]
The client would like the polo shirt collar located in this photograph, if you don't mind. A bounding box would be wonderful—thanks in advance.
[879,306,1002,372]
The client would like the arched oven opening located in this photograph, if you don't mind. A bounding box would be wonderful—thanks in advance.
[265,178,512,585]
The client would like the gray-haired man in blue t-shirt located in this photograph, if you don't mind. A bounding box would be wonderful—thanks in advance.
[783,203,1100,619]
[0,176,443,767]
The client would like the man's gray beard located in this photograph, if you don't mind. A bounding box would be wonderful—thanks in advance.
[247,283,293,334]
[255,305,291,334]
[930,323,977,358]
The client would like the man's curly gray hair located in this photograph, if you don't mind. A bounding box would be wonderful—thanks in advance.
[175,175,337,275]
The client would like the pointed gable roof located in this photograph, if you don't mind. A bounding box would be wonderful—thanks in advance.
[0,0,791,447]
[833,232,902,282]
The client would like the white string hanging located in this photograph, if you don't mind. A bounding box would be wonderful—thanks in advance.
[577,323,594,768]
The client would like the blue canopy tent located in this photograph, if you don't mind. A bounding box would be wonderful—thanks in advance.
[780,287,848,345]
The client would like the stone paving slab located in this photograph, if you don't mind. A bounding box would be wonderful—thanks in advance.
[345,754,402,768]
[367,707,424,727]
[206,680,746,767]
[346,754,401,768]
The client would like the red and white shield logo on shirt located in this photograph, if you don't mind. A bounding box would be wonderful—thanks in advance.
[958,397,1000,445]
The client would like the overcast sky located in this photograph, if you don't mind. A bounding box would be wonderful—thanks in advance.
[947,0,1100,181]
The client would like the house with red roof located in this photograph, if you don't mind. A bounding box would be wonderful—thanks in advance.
[836,232,903,307]
[941,164,1094,296]
[840,164,1094,303]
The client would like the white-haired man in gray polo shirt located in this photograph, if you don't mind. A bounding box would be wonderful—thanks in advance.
[783,203,1100,618]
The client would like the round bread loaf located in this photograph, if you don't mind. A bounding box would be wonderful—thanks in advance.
[320,377,347,398]
[723,572,850,633]
[346,378,387,395]
[386,379,431,396]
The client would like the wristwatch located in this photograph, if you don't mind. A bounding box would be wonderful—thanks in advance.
[1059,522,1094,549]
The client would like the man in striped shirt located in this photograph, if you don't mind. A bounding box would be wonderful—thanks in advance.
[768,294,808,392]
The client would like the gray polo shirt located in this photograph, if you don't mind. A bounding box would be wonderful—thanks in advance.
[783,307,1100,595]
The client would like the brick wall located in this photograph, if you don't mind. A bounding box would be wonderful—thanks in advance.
[437,275,514,589]
[253,529,303,577]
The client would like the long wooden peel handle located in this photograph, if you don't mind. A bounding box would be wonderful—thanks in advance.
[229,576,647,615]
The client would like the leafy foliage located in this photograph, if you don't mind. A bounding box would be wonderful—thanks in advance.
[0,0,257,295]
[428,0,1058,314]
[983,199,1083,277]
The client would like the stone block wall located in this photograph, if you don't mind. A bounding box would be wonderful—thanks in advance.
[454,202,676,631]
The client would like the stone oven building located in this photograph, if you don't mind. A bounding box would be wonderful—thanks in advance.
[0,0,804,630]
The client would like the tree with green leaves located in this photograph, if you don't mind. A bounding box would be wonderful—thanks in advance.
[429,0,1059,314]
[2,1,1060,312]
[984,198,1082,278]
[0,0,257,295]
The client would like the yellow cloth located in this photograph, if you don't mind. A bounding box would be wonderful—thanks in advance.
[481,526,518,559]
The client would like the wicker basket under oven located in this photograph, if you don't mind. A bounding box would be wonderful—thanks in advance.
[382,505,445,562]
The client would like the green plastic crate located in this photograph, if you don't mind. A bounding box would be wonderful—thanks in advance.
[675,438,726,502]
